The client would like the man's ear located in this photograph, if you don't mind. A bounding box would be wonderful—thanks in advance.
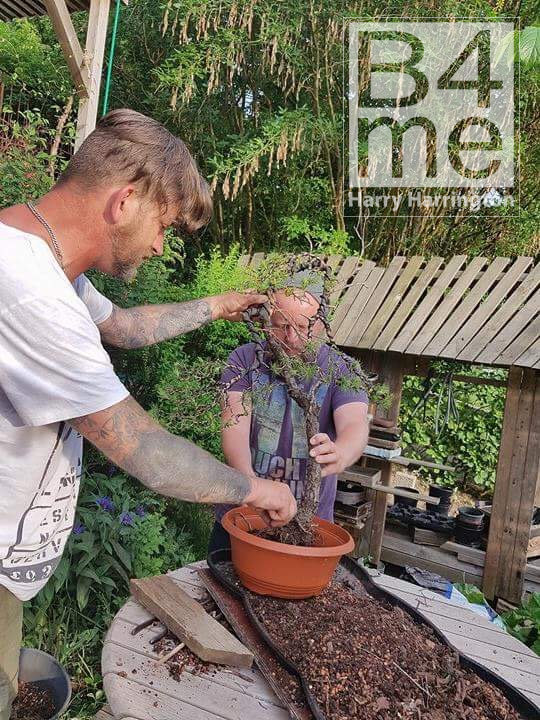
[106,185,136,225]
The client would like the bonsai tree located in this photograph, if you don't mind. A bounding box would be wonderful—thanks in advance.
[221,253,372,546]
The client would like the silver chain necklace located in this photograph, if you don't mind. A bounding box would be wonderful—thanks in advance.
[26,201,65,270]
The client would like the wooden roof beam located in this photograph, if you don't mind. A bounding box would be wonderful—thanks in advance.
[43,0,90,98]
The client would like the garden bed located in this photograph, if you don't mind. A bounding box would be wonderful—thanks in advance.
[248,581,519,720]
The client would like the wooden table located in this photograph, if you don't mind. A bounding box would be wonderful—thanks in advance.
[101,560,540,719]
[101,561,289,720]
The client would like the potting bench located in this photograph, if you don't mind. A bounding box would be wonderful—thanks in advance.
[99,559,540,719]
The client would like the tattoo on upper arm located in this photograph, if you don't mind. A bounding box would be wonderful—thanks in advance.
[99,300,212,349]
[70,396,250,504]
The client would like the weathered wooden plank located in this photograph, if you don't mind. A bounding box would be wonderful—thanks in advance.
[92,706,114,720]
[332,263,382,344]
[361,256,425,349]
[102,644,285,716]
[329,255,360,307]
[426,256,511,359]
[458,260,540,362]
[408,256,487,357]
[330,260,375,338]
[130,576,253,668]
[74,0,111,149]
[326,254,342,273]
[372,256,444,352]
[507,372,540,600]
[476,288,540,365]
[495,369,536,603]
[346,256,407,347]
[490,312,540,367]
[249,252,265,269]
[381,544,484,587]
[43,0,89,97]
[104,671,288,720]
[361,356,404,564]
[483,367,523,600]
[103,617,279,703]
[390,255,467,354]
[516,336,540,368]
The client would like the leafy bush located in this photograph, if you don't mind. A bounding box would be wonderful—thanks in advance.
[502,593,540,655]
[400,362,506,494]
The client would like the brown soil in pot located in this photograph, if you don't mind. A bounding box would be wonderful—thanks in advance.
[248,581,521,720]
[10,682,56,720]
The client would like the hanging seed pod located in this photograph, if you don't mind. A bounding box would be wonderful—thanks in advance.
[161,0,172,36]
[222,174,230,199]
[170,86,178,110]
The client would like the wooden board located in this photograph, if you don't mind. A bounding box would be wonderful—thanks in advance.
[413,528,447,546]
[372,256,444,352]
[130,575,253,668]
[361,255,424,348]
[92,707,114,720]
[390,255,467,354]
[333,264,384,345]
[329,255,359,307]
[409,256,488,357]
[426,256,511,359]
[483,367,523,601]
[330,260,376,341]
[477,289,540,365]
[459,261,540,363]
[346,256,408,346]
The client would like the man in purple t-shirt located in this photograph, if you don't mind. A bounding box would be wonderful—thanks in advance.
[209,275,369,553]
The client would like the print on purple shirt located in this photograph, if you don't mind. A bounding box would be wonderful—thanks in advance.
[215,342,368,523]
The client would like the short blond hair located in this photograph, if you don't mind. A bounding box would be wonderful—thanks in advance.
[58,108,213,233]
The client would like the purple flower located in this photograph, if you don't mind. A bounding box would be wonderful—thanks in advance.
[95,496,115,512]
[73,522,85,535]
[120,512,134,526]
[134,505,146,518]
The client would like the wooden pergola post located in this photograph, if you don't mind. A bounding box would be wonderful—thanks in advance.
[359,352,405,566]
[483,367,540,603]
[43,0,111,151]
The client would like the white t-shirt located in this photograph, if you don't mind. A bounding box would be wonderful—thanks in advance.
[0,221,129,600]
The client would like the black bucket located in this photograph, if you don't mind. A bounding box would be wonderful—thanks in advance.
[455,506,484,547]
[394,486,420,508]
[18,648,71,719]
[429,484,453,516]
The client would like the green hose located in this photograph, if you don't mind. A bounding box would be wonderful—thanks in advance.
[102,0,122,116]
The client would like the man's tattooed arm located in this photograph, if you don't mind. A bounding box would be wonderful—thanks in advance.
[69,395,251,504]
[97,301,212,349]
[97,291,268,350]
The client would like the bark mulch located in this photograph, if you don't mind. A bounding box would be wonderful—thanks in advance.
[10,682,56,720]
[248,581,521,720]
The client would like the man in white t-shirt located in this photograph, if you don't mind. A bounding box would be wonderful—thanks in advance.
[0,108,296,719]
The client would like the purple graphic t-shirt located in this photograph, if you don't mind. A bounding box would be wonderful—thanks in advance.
[215,342,368,523]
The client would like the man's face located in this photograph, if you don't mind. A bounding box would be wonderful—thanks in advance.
[269,290,323,356]
[106,195,176,283]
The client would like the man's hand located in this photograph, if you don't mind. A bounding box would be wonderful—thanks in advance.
[244,476,297,527]
[309,432,347,477]
[207,290,267,322]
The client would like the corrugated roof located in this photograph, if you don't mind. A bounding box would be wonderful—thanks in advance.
[241,253,540,369]
[0,1,89,22]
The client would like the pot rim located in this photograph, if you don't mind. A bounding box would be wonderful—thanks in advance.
[222,506,354,557]
[18,647,72,719]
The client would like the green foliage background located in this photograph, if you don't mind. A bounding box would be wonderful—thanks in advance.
[0,0,538,715]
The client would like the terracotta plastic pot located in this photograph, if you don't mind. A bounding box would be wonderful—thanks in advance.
[221,505,354,599]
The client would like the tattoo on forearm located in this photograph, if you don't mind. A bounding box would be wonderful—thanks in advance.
[100,300,212,349]
[70,396,250,504]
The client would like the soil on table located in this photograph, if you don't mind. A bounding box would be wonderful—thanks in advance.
[10,682,56,720]
[248,581,522,720]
